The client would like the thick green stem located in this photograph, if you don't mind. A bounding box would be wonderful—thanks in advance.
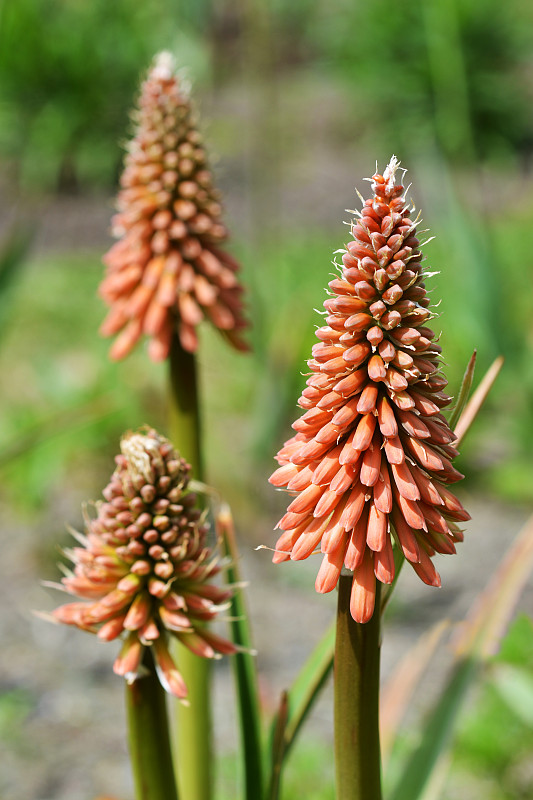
[334,575,382,800]
[125,649,179,800]
[168,334,212,800]
[169,333,203,477]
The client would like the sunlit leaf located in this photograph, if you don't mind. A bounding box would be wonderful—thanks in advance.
[267,622,335,800]
[380,620,449,765]
[389,657,478,800]
[491,664,533,728]
[448,350,476,430]
[390,512,533,800]
[454,355,504,445]
[452,513,533,658]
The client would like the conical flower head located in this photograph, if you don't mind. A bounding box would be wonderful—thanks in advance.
[269,157,470,623]
[49,428,235,699]
[100,52,248,361]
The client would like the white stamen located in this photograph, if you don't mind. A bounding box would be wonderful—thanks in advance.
[152,51,176,81]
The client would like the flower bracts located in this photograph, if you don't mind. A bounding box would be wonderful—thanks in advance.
[270,157,470,623]
[50,428,235,699]
[100,52,248,361]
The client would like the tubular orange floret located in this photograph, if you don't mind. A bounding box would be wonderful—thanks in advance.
[44,427,234,699]
[100,52,248,361]
[269,157,470,622]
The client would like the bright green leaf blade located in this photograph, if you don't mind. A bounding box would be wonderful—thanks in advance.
[491,664,533,727]
[216,505,264,800]
[380,620,449,766]
[390,514,533,800]
[448,349,476,430]
[283,621,335,752]
[419,751,452,800]
[389,657,478,800]
[453,355,504,445]
[267,619,335,800]
[267,690,289,800]
[451,512,533,659]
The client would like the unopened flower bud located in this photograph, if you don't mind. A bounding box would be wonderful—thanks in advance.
[269,157,469,623]
[44,427,236,699]
[99,52,248,361]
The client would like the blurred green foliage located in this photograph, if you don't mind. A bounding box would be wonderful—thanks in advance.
[0,689,33,745]
[0,252,166,510]
[1,0,532,191]
[0,0,208,191]
[448,616,533,799]
[313,0,533,164]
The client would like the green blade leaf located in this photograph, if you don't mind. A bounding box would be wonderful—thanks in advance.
[448,349,477,430]
[389,657,478,800]
[491,664,533,727]
[389,513,533,800]
[380,620,449,766]
[268,691,289,800]
[267,621,335,800]
[454,355,504,445]
[451,513,533,659]
[282,621,335,753]
[216,505,264,800]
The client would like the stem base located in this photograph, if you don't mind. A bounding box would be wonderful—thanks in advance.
[334,575,382,800]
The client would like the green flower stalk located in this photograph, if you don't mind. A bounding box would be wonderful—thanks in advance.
[269,157,470,799]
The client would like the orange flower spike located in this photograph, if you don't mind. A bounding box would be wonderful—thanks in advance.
[100,52,248,361]
[270,157,470,622]
[47,428,236,699]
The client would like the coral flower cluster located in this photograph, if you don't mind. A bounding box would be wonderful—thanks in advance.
[100,52,247,361]
[270,157,470,623]
[50,429,235,699]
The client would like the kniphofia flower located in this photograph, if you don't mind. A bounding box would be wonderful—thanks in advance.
[48,428,235,699]
[100,52,248,361]
[269,157,470,623]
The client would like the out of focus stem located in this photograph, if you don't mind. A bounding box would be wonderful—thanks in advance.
[125,648,179,800]
[169,333,204,477]
[219,506,264,800]
[168,335,212,800]
[334,575,382,800]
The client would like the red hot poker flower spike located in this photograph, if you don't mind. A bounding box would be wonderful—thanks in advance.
[48,428,236,699]
[269,157,470,623]
[100,52,248,361]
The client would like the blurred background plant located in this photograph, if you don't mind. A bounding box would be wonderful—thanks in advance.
[0,1,532,799]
